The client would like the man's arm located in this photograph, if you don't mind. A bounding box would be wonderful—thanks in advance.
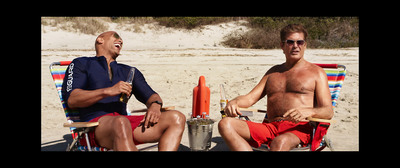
[67,81,132,109]
[311,67,334,119]
[145,93,163,109]
[141,93,163,128]
[225,74,269,117]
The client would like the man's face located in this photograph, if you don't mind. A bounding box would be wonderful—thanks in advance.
[107,33,123,56]
[103,32,123,58]
[280,32,307,62]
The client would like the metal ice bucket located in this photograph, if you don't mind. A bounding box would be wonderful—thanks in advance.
[186,119,214,151]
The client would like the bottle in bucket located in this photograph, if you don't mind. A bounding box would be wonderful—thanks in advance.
[120,68,135,103]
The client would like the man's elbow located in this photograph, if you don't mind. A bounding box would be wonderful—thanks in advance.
[326,107,334,119]
[67,99,78,109]
[66,89,79,109]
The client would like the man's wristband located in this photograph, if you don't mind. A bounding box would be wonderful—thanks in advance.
[150,100,163,109]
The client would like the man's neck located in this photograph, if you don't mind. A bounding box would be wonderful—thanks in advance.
[96,53,116,66]
[284,57,304,69]
[96,54,115,81]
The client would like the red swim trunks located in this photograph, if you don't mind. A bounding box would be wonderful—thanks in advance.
[245,120,313,148]
[79,112,145,148]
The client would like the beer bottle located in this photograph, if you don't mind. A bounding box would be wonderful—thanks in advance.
[120,68,135,103]
[219,84,228,118]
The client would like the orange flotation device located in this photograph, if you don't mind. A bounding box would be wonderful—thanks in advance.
[192,76,210,118]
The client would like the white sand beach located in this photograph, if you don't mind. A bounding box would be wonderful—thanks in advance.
[41,19,359,151]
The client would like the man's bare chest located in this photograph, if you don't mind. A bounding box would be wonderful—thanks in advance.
[265,71,315,95]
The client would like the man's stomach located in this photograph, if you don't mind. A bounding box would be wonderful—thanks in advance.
[266,92,314,120]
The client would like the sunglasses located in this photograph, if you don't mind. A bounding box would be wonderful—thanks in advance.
[113,33,121,39]
[283,40,305,46]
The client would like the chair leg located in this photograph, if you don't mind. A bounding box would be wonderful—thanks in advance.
[67,137,78,151]
[67,131,83,151]
[323,135,334,151]
[85,132,92,151]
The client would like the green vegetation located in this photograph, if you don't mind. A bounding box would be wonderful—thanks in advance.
[42,17,358,49]
[222,17,359,49]
[42,17,109,35]
[153,17,242,29]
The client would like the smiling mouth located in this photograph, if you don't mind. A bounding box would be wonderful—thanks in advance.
[114,43,121,49]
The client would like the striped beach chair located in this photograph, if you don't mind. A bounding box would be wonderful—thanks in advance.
[314,64,346,107]
[49,61,105,151]
[308,63,346,151]
[246,63,346,151]
[50,61,166,151]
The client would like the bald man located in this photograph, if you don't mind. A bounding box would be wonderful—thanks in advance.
[62,31,185,151]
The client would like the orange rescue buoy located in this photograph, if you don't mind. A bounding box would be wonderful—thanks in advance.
[192,76,210,118]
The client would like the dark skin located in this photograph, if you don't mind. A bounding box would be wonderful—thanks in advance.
[67,31,185,151]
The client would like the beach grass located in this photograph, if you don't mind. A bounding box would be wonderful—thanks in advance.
[42,16,358,49]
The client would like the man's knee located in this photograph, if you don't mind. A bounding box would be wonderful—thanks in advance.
[270,133,300,151]
[218,117,234,133]
[271,136,286,147]
[165,110,186,127]
[111,116,132,137]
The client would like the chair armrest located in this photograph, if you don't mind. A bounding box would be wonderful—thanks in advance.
[161,106,175,111]
[239,108,336,123]
[63,122,99,128]
[130,106,175,113]
[239,108,255,116]
[238,108,267,116]
[307,117,336,123]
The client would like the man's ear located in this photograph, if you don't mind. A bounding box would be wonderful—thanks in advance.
[96,37,104,44]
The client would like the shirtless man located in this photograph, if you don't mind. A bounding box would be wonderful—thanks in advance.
[218,24,333,151]
[62,31,185,151]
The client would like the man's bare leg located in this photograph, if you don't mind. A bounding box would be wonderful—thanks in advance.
[133,110,185,151]
[218,117,253,151]
[95,115,138,151]
[269,132,301,151]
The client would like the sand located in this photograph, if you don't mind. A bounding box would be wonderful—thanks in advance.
[41,20,359,151]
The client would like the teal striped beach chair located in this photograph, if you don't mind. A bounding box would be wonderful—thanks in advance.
[242,63,346,151]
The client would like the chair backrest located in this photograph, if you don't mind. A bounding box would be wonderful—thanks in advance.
[49,61,80,136]
[314,64,347,107]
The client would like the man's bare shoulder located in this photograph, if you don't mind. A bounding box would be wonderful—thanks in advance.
[265,63,285,76]
[306,62,327,81]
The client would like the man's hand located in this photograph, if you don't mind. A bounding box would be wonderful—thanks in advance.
[68,81,131,109]
[224,99,243,117]
[105,81,132,97]
[283,108,314,123]
[140,103,162,128]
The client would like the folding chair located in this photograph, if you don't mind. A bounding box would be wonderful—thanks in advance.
[239,63,346,151]
[49,61,173,151]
